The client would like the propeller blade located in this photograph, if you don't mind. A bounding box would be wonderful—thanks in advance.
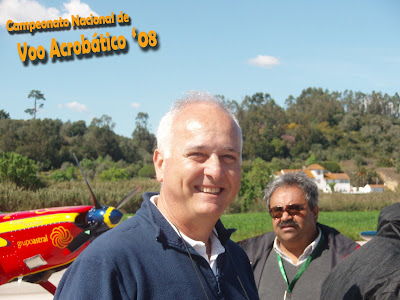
[67,224,98,253]
[67,230,92,253]
[115,186,141,209]
[73,153,101,209]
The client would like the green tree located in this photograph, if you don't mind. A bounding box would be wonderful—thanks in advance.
[17,119,63,169]
[84,115,123,161]
[25,90,46,119]
[0,152,42,190]
[0,109,10,119]
[286,87,344,126]
[91,114,115,130]
[305,153,317,166]
[237,92,287,161]
[62,120,87,137]
[132,112,156,154]
[239,158,272,212]
[339,111,361,132]
[118,137,140,163]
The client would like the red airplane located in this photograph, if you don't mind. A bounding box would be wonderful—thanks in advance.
[0,154,140,295]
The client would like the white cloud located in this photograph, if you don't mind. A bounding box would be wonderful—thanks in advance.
[130,102,141,108]
[62,0,97,19]
[59,101,89,113]
[0,0,97,26]
[248,55,280,69]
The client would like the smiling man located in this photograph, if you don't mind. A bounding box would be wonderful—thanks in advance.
[154,98,243,245]
[239,172,359,300]
[55,91,258,300]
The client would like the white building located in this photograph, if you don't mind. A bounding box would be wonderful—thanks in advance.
[275,164,351,193]
[324,173,351,193]
[362,184,387,193]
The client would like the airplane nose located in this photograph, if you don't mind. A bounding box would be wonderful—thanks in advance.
[87,207,103,224]
[87,206,123,228]
[108,208,123,225]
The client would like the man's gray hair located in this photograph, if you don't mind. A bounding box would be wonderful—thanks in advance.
[264,172,319,210]
[156,91,242,156]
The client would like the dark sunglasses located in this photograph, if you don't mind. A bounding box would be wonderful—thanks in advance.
[269,204,305,219]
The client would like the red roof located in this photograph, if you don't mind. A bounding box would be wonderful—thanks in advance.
[303,169,315,178]
[325,173,350,180]
[369,184,387,188]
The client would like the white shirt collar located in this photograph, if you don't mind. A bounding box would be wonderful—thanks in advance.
[149,195,225,275]
[273,227,322,266]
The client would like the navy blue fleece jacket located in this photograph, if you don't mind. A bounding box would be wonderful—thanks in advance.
[54,192,258,300]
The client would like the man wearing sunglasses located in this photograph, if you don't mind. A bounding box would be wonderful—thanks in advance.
[239,172,359,300]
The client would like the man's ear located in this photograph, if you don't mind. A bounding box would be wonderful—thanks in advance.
[313,205,319,223]
[153,149,165,183]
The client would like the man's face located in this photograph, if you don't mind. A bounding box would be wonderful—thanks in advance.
[270,185,318,246]
[154,103,242,224]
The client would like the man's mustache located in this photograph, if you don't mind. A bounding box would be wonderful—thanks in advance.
[278,220,299,228]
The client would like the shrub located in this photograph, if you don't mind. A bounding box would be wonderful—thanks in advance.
[81,158,94,170]
[98,167,130,181]
[238,158,272,212]
[65,166,76,179]
[126,163,142,177]
[50,166,76,182]
[328,182,336,193]
[50,170,70,182]
[138,164,155,178]
[0,152,42,190]
[60,161,74,172]
[267,157,291,173]
[318,161,342,173]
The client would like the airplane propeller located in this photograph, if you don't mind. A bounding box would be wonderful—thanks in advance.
[66,154,141,253]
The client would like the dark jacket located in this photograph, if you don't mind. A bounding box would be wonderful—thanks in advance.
[238,223,359,288]
[321,203,400,300]
[55,192,259,300]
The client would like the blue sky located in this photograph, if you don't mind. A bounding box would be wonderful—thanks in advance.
[1,0,399,137]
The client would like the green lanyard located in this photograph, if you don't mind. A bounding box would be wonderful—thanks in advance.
[277,234,324,294]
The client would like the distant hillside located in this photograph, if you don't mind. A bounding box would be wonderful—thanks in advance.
[376,168,399,191]
[341,160,399,191]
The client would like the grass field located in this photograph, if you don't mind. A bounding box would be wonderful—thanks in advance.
[221,211,380,242]
[124,210,380,242]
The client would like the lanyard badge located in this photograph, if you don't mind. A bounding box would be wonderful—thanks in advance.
[277,234,324,298]
[284,290,292,300]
